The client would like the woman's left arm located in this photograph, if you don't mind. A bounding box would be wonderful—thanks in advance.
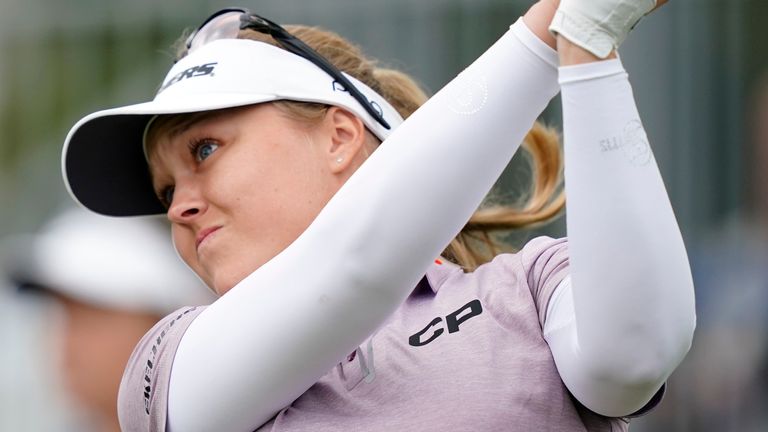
[543,37,696,417]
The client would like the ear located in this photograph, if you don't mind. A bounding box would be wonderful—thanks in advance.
[322,106,368,174]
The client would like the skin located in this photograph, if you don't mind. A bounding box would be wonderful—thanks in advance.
[148,104,376,295]
[149,0,668,296]
[55,295,159,432]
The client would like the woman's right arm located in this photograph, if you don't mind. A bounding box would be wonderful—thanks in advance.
[165,11,561,432]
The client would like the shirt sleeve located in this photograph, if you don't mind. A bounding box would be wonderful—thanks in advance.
[118,306,205,432]
[519,236,569,328]
[518,237,669,421]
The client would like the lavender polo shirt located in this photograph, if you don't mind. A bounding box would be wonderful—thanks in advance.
[118,237,660,431]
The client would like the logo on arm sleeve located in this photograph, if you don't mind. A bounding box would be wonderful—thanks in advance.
[142,307,198,415]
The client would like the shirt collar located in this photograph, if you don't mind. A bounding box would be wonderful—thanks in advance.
[423,258,462,294]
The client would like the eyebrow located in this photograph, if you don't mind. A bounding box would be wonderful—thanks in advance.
[145,111,210,161]
[167,113,213,139]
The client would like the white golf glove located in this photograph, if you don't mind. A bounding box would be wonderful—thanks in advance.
[549,0,657,58]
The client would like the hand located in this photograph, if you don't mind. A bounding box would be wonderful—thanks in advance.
[550,0,669,59]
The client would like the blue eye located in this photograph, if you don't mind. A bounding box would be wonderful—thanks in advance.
[190,138,219,162]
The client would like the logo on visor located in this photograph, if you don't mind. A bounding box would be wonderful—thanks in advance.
[332,80,347,93]
[158,62,218,93]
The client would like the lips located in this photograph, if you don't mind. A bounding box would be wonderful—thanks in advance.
[196,226,221,249]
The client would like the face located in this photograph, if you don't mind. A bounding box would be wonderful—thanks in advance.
[148,104,366,294]
[57,296,158,425]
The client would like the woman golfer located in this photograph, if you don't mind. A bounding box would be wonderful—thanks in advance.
[61,0,695,430]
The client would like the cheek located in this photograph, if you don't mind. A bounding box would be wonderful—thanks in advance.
[172,225,200,273]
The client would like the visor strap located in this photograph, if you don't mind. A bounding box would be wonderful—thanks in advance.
[141,115,160,162]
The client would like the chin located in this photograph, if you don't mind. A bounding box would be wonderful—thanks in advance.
[205,253,274,296]
[209,267,253,296]
[210,277,237,296]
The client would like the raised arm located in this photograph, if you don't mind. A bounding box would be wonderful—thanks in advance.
[543,3,696,417]
[165,12,561,432]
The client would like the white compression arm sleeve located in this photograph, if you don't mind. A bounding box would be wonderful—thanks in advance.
[543,59,696,417]
[167,19,560,432]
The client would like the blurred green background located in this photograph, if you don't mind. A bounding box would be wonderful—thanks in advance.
[1,0,767,430]
[0,0,765,237]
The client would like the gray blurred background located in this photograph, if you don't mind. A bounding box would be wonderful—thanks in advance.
[1,0,766,430]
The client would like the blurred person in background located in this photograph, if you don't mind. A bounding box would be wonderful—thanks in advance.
[2,207,213,432]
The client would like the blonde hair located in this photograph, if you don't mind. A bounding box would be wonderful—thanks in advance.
[162,24,565,271]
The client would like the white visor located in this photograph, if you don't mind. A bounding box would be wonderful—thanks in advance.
[61,38,404,216]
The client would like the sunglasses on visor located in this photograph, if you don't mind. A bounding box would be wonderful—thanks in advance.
[182,8,391,130]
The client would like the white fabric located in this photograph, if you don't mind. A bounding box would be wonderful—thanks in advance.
[549,0,657,58]
[65,38,403,144]
[2,207,212,315]
[543,58,696,416]
[60,37,406,218]
[544,275,575,337]
[166,19,559,432]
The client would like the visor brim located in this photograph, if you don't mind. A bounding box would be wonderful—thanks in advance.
[63,93,281,216]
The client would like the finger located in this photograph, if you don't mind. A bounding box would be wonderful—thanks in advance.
[651,0,669,13]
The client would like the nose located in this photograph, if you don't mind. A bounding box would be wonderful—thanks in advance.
[167,181,207,223]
